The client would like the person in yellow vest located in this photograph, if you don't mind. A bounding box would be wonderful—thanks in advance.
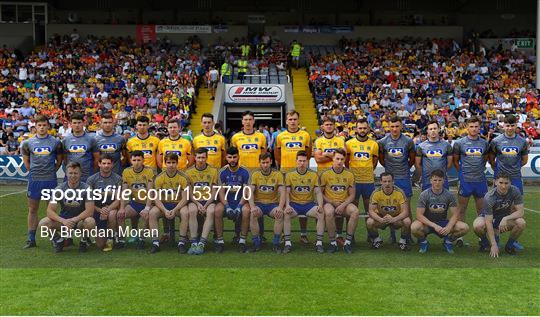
[220,60,232,84]
[290,40,302,69]
[241,42,251,58]
[237,58,248,81]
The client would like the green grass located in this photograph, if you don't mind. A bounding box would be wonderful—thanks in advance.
[1,186,539,315]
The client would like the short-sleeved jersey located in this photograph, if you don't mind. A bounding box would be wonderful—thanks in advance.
[185,164,219,188]
[489,134,529,178]
[122,166,155,203]
[53,181,91,217]
[416,139,453,179]
[21,135,62,181]
[95,131,126,175]
[230,131,267,169]
[219,165,251,205]
[126,134,160,169]
[416,188,457,222]
[453,136,489,182]
[313,135,346,170]
[369,186,406,217]
[483,186,523,218]
[378,134,415,179]
[346,137,379,183]
[86,171,123,207]
[154,170,190,203]
[276,129,311,171]
[193,132,226,168]
[158,137,192,170]
[251,169,284,204]
[320,168,355,203]
[62,132,98,180]
[285,169,319,204]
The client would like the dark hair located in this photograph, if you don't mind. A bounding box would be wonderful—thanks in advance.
[195,147,209,155]
[357,117,369,125]
[503,115,517,125]
[35,115,49,123]
[389,116,402,123]
[164,152,179,162]
[333,148,346,157]
[66,161,82,170]
[495,172,511,181]
[296,150,308,158]
[429,169,445,179]
[202,113,214,121]
[167,120,180,126]
[101,113,114,120]
[136,116,150,124]
[242,110,255,118]
[226,146,239,155]
[70,112,85,122]
[466,116,481,125]
[286,110,300,118]
[380,172,394,180]
[98,153,114,163]
[259,152,272,161]
[427,120,440,128]
[130,150,145,158]
[321,116,335,124]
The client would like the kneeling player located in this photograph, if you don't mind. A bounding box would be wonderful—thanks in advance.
[247,152,286,253]
[38,162,96,253]
[473,173,526,257]
[148,153,190,254]
[214,147,251,253]
[284,150,325,253]
[86,154,122,251]
[367,172,411,250]
[320,148,359,253]
[185,148,219,255]
[117,150,155,249]
[411,170,469,254]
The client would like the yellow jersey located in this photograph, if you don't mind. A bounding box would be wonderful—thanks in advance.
[320,168,355,203]
[157,136,192,170]
[251,169,284,204]
[285,169,319,204]
[185,164,219,187]
[126,135,160,169]
[122,166,155,203]
[369,186,406,217]
[154,170,190,203]
[230,131,267,169]
[275,129,311,171]
[345,137,379,183]
[313,135,346,170]
[192,132,226,168]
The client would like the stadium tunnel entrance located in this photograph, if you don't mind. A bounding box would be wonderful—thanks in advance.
[223,103,285,133]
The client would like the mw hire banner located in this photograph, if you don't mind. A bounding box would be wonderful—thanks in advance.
[224,84,286,104]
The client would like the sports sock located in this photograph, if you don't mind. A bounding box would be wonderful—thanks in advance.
[28,230,36,242]
[190,238,198,246]
[444,236,452,244]
[179,235,188,245]
[329,237,337,246]
[152,240,159,246]
[418,237,427,244]
[273,234,281,245]
[316,234,323,242]
[368,231,379,240]
[252,235,261,246]
[300,231,307,237]
[200,237,208,246]
[239,235,247,244]
[506,238,516,248]
[479,234,488,246]
[345,233,353,245]
[315,240,323,246]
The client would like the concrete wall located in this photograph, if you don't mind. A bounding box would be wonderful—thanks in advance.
[0,23,34,51]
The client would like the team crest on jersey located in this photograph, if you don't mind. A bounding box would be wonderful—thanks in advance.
[429,203,447,212]
[426,149,444,157]
[294,186,310,192]
[465,147,483,156]
[501,146,519,156]
[285,142,303,149]
[68,144,87,153]
[165,150,182,156]
[494,201,511,211]
[388,148,404,157]
[132,183,146,190]
[354,152,370,160]
[32,146,52,155]
[194,182,210,187]
[241,144,258,150]
[99,143,117,152]
[204,146,218,153]
[323,148,336,153]
[214,140,218,144]
[259,185,275,192]
[382,206,398,213]
[64,198,82,208]
[331,185,347,192]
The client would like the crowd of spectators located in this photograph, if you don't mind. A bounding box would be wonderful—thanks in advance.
[308,37,540,145]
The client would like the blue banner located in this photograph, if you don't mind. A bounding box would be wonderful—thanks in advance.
[0,155,28,181]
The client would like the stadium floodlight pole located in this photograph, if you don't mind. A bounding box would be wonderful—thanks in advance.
[537,0,540,88]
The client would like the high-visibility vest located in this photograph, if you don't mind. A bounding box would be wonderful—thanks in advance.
[238,60,248,73]
[221,62,231,75]
[291,43,301,57]
[241,44,250,56]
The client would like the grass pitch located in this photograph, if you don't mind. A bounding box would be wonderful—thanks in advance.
[0,185,539,315]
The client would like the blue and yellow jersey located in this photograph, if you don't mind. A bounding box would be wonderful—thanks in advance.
[126,135,160,169]
[346,137,379,183]
[193,132,226,168]
[122,166,155,203]
[185,164,219,188]
[285,169,319,204]
[158,137,192,170]
[276,129,311,171]
[154,170,190,203]
[230,131,267,169]
[313,135,346,170]
[369,186,406,217]
[251,169,284,204]
[320,168,355,203]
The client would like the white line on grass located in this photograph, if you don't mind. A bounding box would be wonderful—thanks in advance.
[0,189,26,198]
[525,207,540,214]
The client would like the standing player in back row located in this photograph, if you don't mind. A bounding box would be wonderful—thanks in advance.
[230,111,267,170]
[62,112,99,182]
[21,115,63,248]
[488,115,529,195]
[95,113,126,175]
[126,116,160,171]
[275,110,311,244]
[193,113,226,169]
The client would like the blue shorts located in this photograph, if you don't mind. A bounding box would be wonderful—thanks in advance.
[480,212,505,229]
[162,202,178,210]
[394,178,413,198]
[511,178,524,195]
[256,203,278,216]
[93,212,108,230]
[422,178,449,191]
[290,202,317,216]
[27,180,57,200]
[355,183,375,201]
[427,220,449,238]
[458,177,488,198]
[129,201,147,213]
[224,203,242,221]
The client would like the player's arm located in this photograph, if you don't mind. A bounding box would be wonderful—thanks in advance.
[285,186,292,209]
[314,186,324,209]
[273,145,281,168]
[378,142,385,166]
[278,185,286,210]
[156,146,164,169]
[144,179,154,210]
[446,206,459,230]
[55,152,63,170]
[341,183,356,207]
[414,154,422,178]
[76,200,96,222]
[394,201,410,221]
[175,184,190,210]
[447,153,454,170]
[415,206,438,229]
[453,152,460,171]
[314,148,332,164]
[203,183,217,208]
[247,184,257,210]
[305,138,312,158]
[504,203,525,221]
[119,181,129,211]
[521,154,528,167]
[408,144,416,167]
[368,202,385,223]
[484,213,497,247]
[488,142,496,168]
[22,153,30,171]
[92,151,100,171]
[46,200,63,223]
[186,151,195,168]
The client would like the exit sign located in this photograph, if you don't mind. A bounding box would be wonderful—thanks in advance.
[515,38,534,49]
